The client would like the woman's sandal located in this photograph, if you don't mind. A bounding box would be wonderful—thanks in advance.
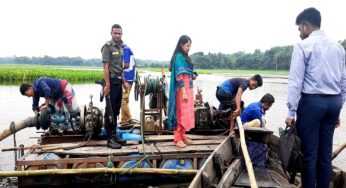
[175,141,187,148]
[183,137,193,145]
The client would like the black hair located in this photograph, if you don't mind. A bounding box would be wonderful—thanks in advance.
[20,83,32,95]
[169,35,192,70]
[260,93,275,105]
[295,7,321,28]
[111,24,122,31]
[251,74,263,87]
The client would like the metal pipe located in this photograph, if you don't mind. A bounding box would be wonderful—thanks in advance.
[0,117,37,142]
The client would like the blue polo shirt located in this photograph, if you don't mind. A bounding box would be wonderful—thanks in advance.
[32,77,63,111]
[123,44,136,83]
[240,101,264,127]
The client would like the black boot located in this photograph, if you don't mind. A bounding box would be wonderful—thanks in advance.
[114,136,126,145]
[107,138,121,149]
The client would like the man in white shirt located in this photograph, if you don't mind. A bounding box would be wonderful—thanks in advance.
[286,7,346,187]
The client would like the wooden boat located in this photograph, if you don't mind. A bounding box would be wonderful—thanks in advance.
[0,74,234,187]
[189,126,346,188]
[0,123,225,187]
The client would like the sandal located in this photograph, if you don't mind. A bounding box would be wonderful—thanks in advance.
[175,141,187,148]
[183,137,193,145]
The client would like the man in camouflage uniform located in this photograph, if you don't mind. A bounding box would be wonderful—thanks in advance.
[101,24,129,149]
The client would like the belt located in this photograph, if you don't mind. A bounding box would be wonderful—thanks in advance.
[301,93,340,97]
[110,73,122,79]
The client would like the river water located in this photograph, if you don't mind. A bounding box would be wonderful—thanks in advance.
[1,73,346,173]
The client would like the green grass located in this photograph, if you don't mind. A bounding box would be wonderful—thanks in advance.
[0,64,103,83]
[0,64,288,84]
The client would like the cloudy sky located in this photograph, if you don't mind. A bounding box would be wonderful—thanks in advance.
[0,0,345,61]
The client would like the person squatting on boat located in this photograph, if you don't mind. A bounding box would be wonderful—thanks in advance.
[216,74,262,133]
[168,35,197,148]
[241,93,275,128]
[20,77,80,128]
[120,44,136,125]
[101,24,129,149]
[216,74,263,113]
[285,7,346,188]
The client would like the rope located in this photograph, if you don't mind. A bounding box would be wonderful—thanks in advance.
[10,122,17,171]
[120,154,150,175]
[124,75,164,173]
[62,131,93,150]
[145,76,159,95]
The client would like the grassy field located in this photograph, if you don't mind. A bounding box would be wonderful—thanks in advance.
[0,64,288,83]
[0,64,103,83]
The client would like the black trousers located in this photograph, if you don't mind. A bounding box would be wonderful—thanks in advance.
[104,78,122,138]
[215,86,235,110]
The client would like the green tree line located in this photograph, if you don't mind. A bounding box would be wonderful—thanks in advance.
[1,39,345,70]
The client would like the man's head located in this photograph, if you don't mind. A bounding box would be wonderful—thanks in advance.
[260,93,275,111]
[111,24,122,42]
[295,7,321,40]
[20,83,34,97]
[248,74,263,90]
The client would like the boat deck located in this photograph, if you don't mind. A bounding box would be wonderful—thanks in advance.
[15,134,226,170]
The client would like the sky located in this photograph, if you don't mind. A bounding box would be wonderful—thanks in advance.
[0,0,345,61]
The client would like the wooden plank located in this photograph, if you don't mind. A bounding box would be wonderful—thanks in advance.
[148,145,218,154]
[154,139,225,147]
[49,145,138,156]
[269,170,295,188]
[193,158,198,169]
[217,159,242,188]
[189,136,233,188]
[138,143,159,154]
[234,168,274,187]
[145,135,226,142]
[233,168,296,188]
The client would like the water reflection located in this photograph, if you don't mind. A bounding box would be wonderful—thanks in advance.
[1,74,346,172]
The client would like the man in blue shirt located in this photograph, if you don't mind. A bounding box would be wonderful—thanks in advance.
[286,8,346,188]
[121,44,136,124]
[20,77,79,127]
[241,93,275,128]
[216,74,263,117]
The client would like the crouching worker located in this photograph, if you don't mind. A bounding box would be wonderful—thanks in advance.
[216,74,263,116]
[20,77,80,129]
[241,93,275,128]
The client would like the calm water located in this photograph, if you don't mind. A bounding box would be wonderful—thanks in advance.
[1,73,346,173]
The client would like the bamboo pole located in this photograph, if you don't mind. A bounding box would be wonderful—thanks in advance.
[236,116,258,188]
[2,140,109,152]
[332,140,346,160]
[0,117,37,142]
[2,145,42,152]
[0,167,197,177]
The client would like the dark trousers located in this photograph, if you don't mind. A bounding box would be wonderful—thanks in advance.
[216,86,235,110]
[104,80,122,138]
[296,94,342,188]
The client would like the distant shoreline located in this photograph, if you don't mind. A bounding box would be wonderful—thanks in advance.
[0,64,288,84]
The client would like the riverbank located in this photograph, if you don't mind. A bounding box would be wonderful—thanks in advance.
[0,64,288,83]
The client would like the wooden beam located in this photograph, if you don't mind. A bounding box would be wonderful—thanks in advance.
[0,167,198,177]
[236,116,258,188]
